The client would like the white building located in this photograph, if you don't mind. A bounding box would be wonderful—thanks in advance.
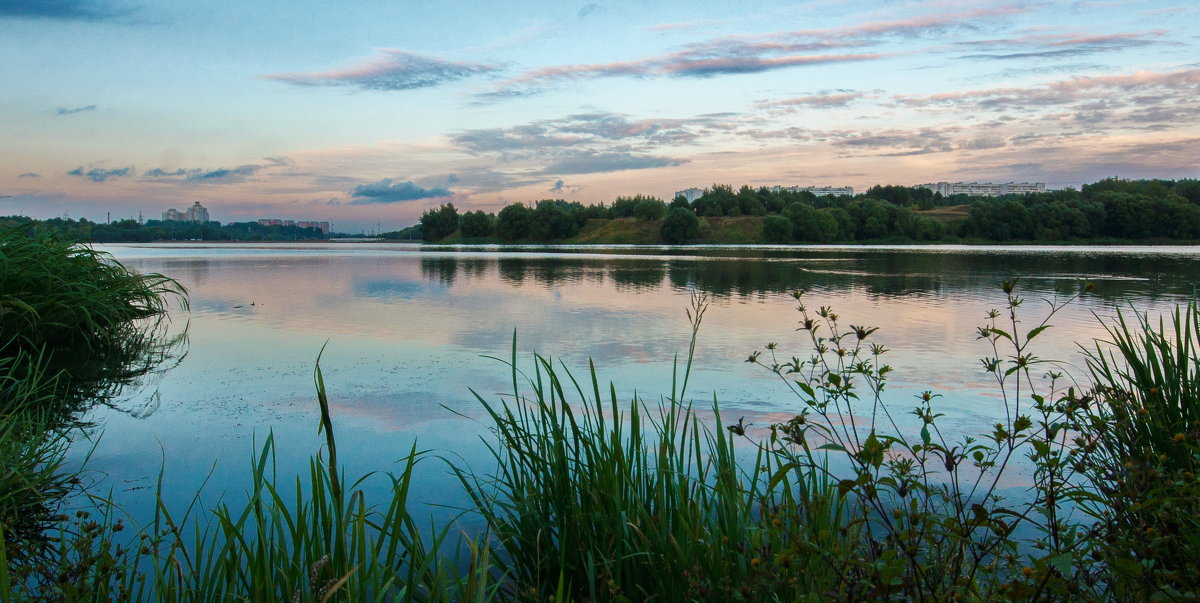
[769,185,854,197]
[678,185,854,200]
[260,218,330,234]
[673,187,705,203]
[916,182,1046,197]
[803,186,854,197]
[162,201,210,222]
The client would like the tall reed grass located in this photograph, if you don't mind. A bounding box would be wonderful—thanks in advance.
[1078,301,1200,598]
[1,225,187,598]
[456,293,857,601]
[0,225,186,360]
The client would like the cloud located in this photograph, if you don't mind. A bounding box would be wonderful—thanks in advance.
[548,178,585,194]
[0,0,123,20]
[755,91,869,111]
[349,178,452,204]
[484,52,885,99]
[262,50,498,92]
[891,68,1200,133]
[144,164,263,182]
[577,3,600,18]
[541,151,687,175]
[66,166,133,182]
[453,111,730,157]
[478,6,1030,100]
[18,172,40,178]
[453,126,584,154]
[188,165,261,181]
[55,104,97,115]
[956,31,1167,60]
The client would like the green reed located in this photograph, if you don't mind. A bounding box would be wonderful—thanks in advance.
[1076,301,1200,598]
[0,225,186,358]
[456,293,856,601]
[96,359,496,603]
[1,225,188,421]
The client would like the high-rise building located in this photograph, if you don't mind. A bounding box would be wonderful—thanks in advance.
[162,201,210,222]
[673,188,705,203]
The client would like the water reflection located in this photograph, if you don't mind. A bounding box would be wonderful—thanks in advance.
[409,247,1199,303]
[85,243,1200,534]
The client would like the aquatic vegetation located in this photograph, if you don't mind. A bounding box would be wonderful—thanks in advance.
[747,281,1106,599]
[1075,301,1200,599]
[456,293,857,601]
[1,225,187,597]
[0,225,188,418]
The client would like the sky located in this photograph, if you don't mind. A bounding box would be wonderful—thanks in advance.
[1,0,1198,232]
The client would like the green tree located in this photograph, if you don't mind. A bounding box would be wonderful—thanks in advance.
[737,185,766,216]
[460,210,494,238]
[660,207,700,244]
[822,207,856,241]
[419,203,460,241]
[633,198,667,221]
[496,203,533,241]
[762,215,793,243]
[530,200,580,240]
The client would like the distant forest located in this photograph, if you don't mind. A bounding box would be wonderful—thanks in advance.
[0,216,334,242]
[5,178,1199,245]
[399,178,1200,245]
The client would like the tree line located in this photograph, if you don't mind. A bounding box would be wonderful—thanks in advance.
[0,216,333,242]
[410,178,1200,244]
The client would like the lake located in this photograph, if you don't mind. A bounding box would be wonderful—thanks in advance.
[76,243,1200,524]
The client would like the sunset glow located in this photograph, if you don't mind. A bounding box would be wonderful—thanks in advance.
[2,0,1197,231]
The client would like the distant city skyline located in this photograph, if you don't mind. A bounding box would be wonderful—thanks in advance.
[2,0,1197,231]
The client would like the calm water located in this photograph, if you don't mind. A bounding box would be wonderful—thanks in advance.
[76,243,1200,523]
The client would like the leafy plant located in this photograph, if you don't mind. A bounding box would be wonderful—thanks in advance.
[748,281,1102,599]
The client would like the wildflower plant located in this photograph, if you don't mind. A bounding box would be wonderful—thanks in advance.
[747,281,1102,600]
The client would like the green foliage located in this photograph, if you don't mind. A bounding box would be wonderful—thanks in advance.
[460,210,495,238]
[632,197,667,221]
[610,194,662,218]
[0,215,332,243]
[659,207,700,244]
[783,203,838,242]
[5,360,497,602]
[762,215,793,243]
[0,226,187,411]
[1078,302,1200,599]
[419,203,461,242]
[530,200,580,240]
[1,226,187,598]
[458,295,857,601]
[0,360,74,579]
[496,203,533,241]
[749,283,1104,599]
[0,228,178,355]
[956,180,1200,242]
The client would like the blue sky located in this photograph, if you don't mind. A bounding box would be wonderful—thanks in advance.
[2,0,1197,232]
